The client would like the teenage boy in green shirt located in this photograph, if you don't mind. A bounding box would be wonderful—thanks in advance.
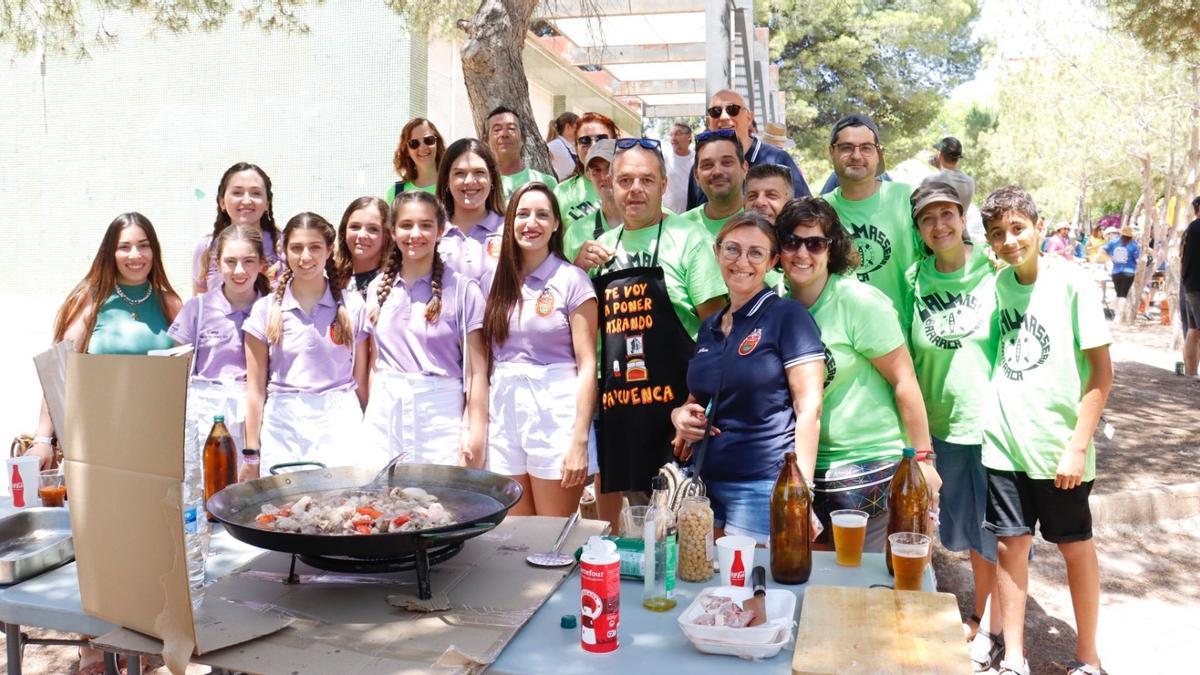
[980,186,1113,675]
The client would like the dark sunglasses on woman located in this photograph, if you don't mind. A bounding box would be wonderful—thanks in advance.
[578,134,610,147]
[780,233,831,254]
[407,135,438,150]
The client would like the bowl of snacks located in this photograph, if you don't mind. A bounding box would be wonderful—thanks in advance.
[677,585,797,647]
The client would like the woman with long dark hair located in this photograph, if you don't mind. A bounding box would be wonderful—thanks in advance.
[335,196,390,298]
[192,162,280,294]
[436,138,507,286]
[482,183,598,516]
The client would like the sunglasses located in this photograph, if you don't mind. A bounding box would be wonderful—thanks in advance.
[614,138,663,152]
[707,104,743,119]
[407,135,438,150]
[780,234,831,254]
[696,128,737,143]
[578,134,610,147]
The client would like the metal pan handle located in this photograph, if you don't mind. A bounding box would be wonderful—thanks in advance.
[418,521,498,542]
[269,461,328,475]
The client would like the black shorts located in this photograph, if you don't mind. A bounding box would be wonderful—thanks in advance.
[1112,273,1135,298]
[984,469,1093,543]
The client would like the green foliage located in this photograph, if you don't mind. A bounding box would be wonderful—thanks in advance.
[762,0,982,162]
[1101,0,1200,63]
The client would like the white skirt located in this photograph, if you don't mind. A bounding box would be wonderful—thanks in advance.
[260,388,378,472]
[362,371,464,466]
[187,379,245,453]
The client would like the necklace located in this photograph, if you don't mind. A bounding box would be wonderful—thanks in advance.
[115,284,153,320]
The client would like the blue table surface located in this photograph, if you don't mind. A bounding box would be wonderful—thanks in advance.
[490,549,936,674]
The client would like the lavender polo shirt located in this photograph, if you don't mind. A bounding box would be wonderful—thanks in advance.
[440,211,504,286]
[192,229,279,291]
[491,254,596,366]
[364,269,485,379]
[168,287,257,383]
[243,284,366,395]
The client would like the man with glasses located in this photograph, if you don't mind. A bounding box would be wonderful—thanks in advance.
[486,105,557,204]
[665,122,694,213]
[686,89,811,210]
[586,137,728,528]
[823,113,921,327]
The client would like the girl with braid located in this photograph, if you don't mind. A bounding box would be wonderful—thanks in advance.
[436,138,507,288]
[335,196,390,299]
[362,192,489,467]
[242,212,373,475]
[192,162,281,294]
[483,183,599,516]
[170,225,271,458]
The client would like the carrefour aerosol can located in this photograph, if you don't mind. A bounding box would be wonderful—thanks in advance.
[580,536,620,653]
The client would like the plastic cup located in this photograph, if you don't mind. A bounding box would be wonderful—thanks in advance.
[39,470,67,507]
[889,532,931,591]
[830,509,869,566]
[6,456,42,508]
[715,535,755,587]
[619,505,648,538]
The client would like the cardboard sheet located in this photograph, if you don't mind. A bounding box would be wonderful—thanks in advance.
[96,516,607,674]
[32,340,75,451]
[64,352,287,674]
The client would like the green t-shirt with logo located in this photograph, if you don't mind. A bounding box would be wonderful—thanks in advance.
[385,180,437,204]
[908,244,999,444]
[982,257,1112,481]
[823,181,922,329]
[500,167,558,206]
[594,213,728,339]
[564,211,616,262]
[555,174,601,238]
[808,274,907,469]
[681,204,786,293]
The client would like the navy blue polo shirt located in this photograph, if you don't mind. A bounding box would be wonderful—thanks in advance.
[687,288,825,482]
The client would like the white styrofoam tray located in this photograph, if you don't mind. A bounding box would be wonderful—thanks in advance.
[676,585,797,645]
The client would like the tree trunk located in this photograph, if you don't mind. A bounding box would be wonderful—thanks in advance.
[458,0,552,175]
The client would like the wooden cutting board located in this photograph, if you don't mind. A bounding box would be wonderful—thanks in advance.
[792,586,972,674]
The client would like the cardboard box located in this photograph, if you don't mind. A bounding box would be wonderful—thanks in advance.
[62,353,287,674]
[94,515,607,674]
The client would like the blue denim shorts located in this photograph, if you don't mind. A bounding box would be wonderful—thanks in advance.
[705,477,775,545]
[934,437,997,562]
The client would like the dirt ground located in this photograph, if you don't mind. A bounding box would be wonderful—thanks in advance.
[3,318,1194,674]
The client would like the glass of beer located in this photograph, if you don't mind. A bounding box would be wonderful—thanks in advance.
[888,532,931,591]
[830,509,869,566]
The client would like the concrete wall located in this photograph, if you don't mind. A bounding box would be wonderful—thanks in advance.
[0,1,557,464]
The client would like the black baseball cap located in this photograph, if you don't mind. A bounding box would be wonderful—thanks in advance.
[934,137,964,160]
[830,114,880,145]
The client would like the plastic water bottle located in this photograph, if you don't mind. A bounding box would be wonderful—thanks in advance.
[182,414,207,612]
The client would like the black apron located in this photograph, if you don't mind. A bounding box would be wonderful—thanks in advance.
[593,221,696,493]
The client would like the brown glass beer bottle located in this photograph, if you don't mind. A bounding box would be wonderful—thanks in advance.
[885,447,930,575]
[203,415,238,521]
[770,452,812,584]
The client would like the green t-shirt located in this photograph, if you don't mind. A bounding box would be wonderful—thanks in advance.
[823,181,923,329]
[982,257,1112,481]
[555,175,601,238]
[594,213,728,339]
[908,244,999,444]
[500,167,558,206]
[385,180,437,204]
[808,274,907,469]
[681,205,786,294]
[563,210,617,263]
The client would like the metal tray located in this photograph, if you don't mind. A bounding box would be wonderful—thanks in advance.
[0,508,74,585]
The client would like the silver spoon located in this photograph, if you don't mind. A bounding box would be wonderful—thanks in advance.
[527,511,580,567]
